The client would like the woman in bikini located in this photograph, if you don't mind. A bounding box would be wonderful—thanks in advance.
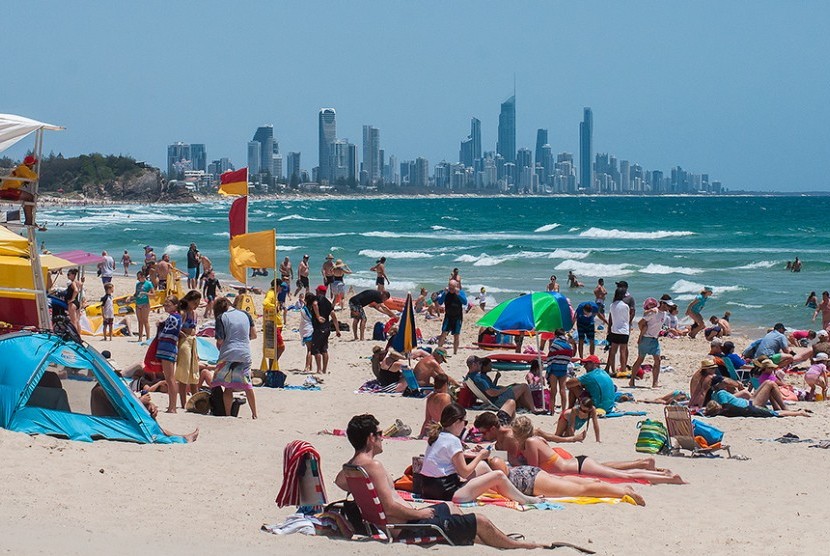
[555,397,600,442]
[511,416,685,484]
[370,257,388,293]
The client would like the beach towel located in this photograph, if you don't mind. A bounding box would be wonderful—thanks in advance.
[355,379,400,394]
[276,441,328,509]
[397,490,564,512]
[602,410,647,418]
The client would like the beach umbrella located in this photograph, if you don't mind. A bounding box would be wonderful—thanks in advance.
[389,292,417,354]
[476,292,574,411]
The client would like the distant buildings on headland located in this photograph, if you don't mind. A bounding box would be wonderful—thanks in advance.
[166,96,723,195]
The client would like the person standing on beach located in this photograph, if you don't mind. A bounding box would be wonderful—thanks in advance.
[263,279,286,370]
[574,301,602,359]
[310,284,341,374]
[686,286,713,339]
[186,243,200,289]
[131,270,154,341]
[121,250,132,275]
[0,155,38,225]
[297,254,310,301]
[101,283,115,341]
[349,289,395,341]
[97,251,115,286]
[144,245,156,264]
[211,297,258,419]
[279,256,293,284]
[331,258,352,311]
[630,298,666,388]
[437,280,468,355]
[155,295,182,413]
[594,278,607,316]
[199,254,213,289]
[322,253,336,295]
[174,290,202,409]
[202,270,221,318]
[605,287,631,375]
[812,291,830,330]
[156,253,171,292]
[370,256,389,293]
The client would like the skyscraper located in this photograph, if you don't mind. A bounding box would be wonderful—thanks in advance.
[362,125,381,184]
[497,95,516,163]
[286,152,301,182]
[318,108,336,183]
[167,142,190,179]
[471,117,481,162]
[247,141,261,175]
[535,129,548,167]
[579,108,593,190]
[190,144,207,172]
[253,126,274,175]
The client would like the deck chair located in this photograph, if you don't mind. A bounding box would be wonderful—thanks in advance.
[463,377,500,411]
[664,405,731,458]
[341,464,453,545]
[401,368,433,397]
[722,356,759,390]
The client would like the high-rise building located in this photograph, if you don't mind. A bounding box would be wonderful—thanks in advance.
[247,141,261,175]
[579,107,593,190]
[460,136,474,168]
[535,129,548,167]
[497,95,516,163]
[190,144,207,172]
[273,154,283,180]
[287,152,301,182]
[252,126,275,175]
[167,142,191,179]
[516,148,532,173]
[318,108,336,183]
[620,160,630,192]
[330,139,357,183]
[362,125,381,184]
[414,157,429,188]
[471,117,481,162]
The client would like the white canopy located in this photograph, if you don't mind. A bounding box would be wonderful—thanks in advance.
[0,114,63,153]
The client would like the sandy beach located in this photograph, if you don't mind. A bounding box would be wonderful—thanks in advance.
[1,273,828,556]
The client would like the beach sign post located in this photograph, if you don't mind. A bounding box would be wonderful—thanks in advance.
[476,292,574,411]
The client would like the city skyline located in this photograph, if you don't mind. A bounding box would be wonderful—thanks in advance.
[4,2,828,191]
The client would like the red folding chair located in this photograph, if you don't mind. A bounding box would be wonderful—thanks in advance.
[341,464,453,545]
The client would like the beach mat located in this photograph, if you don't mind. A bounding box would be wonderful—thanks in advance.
[397,490,564,512]
[355,380,400,395]
[601,411,647,418]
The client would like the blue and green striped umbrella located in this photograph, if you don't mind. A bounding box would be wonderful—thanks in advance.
[476,292,573,333]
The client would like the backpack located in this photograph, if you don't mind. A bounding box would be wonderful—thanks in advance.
[635,419,669,454]
[264,370,287,388]
[372,321,386,341]
[209,386,243,417]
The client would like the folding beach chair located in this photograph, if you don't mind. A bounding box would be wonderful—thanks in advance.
[664,405,731,458]
[721,356,759,390]
[341,464,453,545]
[401,368,433,397]
[463,377,500,411]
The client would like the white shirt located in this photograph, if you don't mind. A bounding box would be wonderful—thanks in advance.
[609,300,631,335]
[642,310,664,338]
[99,256,115,278]
[421,432,462,478]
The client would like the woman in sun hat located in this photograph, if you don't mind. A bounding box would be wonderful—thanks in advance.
[686,286,713,339]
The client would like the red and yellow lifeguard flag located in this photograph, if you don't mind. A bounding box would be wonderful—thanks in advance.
[228,196,248,238]
[218,168,248,196]
[229,229,275,283]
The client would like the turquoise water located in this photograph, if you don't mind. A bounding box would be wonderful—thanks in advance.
[38,195,830,334]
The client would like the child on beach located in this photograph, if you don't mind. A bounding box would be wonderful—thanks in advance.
[101,283,114,341]
[686,286,713,339]
[202,271,221,318]
[804,352,828,401]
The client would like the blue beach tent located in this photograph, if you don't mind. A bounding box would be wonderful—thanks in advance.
[0,331,184,444]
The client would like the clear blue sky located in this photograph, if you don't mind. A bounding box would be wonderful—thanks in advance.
[4,1,828,191]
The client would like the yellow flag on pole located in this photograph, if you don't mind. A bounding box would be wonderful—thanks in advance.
[228,229,275,283]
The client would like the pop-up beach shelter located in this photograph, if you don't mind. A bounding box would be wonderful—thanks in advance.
[0,331,185,443]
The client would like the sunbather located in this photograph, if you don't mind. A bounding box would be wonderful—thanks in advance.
[710,380,802,414]
[704,399,811,418]
[466,355,544,414]
[334,413,549,549]
[511,416,685,484]
[419,404,541,505]
[555,397,600,442]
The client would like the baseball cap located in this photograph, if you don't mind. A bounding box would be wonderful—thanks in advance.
[664,300,677,308]
[773,323,786,332]
[315,285,327,293]
[615,281,629,288]
[581,355,601,364]
[23,155,38,166]
[814,352,829,361]
[434,348,449,360]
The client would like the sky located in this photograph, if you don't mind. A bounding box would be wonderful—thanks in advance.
[3,1,829,191]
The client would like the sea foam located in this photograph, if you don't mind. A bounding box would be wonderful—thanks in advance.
[579,227,695,240]
[277,214,330,222]
[554,259,635,277]
[639,263,704,275]
[358,249,433,259]
[732,260,780,270]
[534,223,561,232]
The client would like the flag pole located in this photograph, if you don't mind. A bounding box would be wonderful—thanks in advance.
[273,228,278,370]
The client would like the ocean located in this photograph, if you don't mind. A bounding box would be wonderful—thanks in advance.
[37,195,830,335]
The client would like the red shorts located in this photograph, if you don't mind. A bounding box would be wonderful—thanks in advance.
[277,328,285,350]
[0,189,24,201]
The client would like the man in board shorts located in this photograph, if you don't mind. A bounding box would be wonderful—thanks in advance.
[436,280,467,355]
[348,289,395,341]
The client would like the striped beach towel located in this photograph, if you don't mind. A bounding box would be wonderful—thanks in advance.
[276,440,328,508]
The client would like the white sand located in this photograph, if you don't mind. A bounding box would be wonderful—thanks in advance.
[1,275,827,555]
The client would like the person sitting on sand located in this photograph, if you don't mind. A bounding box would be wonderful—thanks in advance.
[704,315,723,341]
[510,416,685,485]
[661,302,688,338]
[412,347,456,387]
[466,355,544,414]
[804,352,829,400]
[419,373,453,437]
[755,323,795,368]
[566,355,616,414]
[689,359,721,408]
[718,312,732,335]
[334,413,550,549]
[375,348,407,390]
[418,404,541,505]
[555,397,600,442]
[414,287,428,313]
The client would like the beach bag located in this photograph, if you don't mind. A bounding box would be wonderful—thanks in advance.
[323,498,370,537]
[264,370,287,388]
[372,321,386,341]
[692,419,724,445]
[635,419,669,454]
